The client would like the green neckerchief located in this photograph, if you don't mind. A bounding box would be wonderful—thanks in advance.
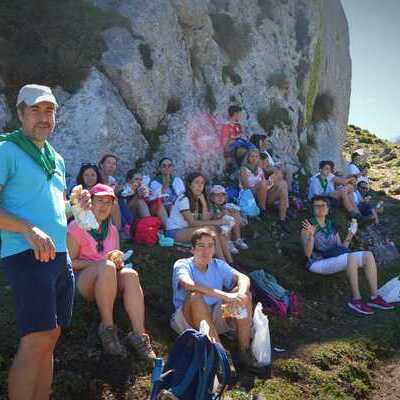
[154,174,176,193]
[89,219,109,246]
[318,175,329,192]
[243,163,258,175]
[210,202,223,215]
[311,216,334,239]
[0,129,57,180]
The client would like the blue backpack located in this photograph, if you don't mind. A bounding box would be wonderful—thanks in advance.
[238,189,260,217]
[150,329,231,400]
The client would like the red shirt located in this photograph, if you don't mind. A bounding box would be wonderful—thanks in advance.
[221,122,243,147]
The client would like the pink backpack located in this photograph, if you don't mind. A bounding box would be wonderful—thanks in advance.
[133,216,161,246]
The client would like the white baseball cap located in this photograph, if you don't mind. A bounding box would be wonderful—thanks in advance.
[210,185,227,195]
[17,84,58,107]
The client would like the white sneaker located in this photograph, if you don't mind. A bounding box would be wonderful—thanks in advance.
[235,238,249,250]
[228,241,239,254]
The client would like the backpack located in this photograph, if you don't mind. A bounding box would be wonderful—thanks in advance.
[133,216,161,246]
[249,270,300,317]
[238,189,260,217]
[150,329,231,400]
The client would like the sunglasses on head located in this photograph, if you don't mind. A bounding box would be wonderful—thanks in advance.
[81,162,97,167]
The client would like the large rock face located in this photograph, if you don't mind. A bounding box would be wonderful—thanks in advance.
[6,0,352,180]
[50,68,148,186]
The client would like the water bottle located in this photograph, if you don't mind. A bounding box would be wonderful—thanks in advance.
[152,357,164,384]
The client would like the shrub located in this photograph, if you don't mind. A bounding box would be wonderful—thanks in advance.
[305,38,321,124]
[138,43,153,70]
[205,83,217,112]
[166,97,181,114]
[257,101,291,134]
[257,0,275,25]
[267,70,289,91]
[0,0,129,97]
[222,65,242,85]
[312,93,335,122]
[295,8,311,51]
[210,13,252,62]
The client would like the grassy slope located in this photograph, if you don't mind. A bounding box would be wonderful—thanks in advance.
[0,126,399,399]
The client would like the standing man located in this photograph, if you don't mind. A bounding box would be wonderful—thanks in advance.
[0,84,88,400]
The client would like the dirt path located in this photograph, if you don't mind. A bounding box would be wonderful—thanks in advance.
[371,356,400,400]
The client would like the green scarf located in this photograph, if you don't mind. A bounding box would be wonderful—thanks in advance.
[311,216,334,239]
[0,129,57,180]
[154,174,176,192]
[88,219,109,251]
[318,175,329,192]
[244,163,258,175]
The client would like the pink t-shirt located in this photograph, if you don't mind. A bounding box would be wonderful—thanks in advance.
[68,220,118,265]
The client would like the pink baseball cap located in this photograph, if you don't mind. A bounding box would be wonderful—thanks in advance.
[89,183,116,200]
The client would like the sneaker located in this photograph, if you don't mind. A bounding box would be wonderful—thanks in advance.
[235,238,248,250]
[228,241,239,254]
[126,333,156,363]
[367,295,395,310]
[347,299,374,315]
[278,219,290,234]
[98,324,127,357]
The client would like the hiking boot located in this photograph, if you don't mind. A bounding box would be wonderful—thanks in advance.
[367,295,394,310]
[98,324,127,357]
[347,299,374,315]
[228,241,239,254]
[237,349,260,371]
[235,238,249,250]
[278,219,290,234]
[126,332,156,363]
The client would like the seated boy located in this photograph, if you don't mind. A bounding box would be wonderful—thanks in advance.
[171,228,257,371]
[221,105,255,173]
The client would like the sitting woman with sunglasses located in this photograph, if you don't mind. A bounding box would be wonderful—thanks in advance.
[75,163,121,229]
[149,158,185,221]
[301,195,393,316]
[67,184,156,361]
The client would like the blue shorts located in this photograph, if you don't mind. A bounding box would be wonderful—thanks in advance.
[1,250,75,337]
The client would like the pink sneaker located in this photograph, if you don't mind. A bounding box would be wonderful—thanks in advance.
[347,299,374,315]
[367,295,395,310]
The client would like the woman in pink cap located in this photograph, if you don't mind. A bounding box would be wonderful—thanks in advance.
[67,184,156,362]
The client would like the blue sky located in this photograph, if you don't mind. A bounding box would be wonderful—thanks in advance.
[342,0,400,141]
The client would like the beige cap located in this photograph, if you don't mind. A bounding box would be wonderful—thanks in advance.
[210,185,226,195]
[16,84,58,107]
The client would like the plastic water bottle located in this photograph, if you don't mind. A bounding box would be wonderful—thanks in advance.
[152,357,164,384]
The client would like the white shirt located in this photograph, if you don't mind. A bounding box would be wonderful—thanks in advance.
[166,195,190,230]
[346,163,361,177]
[308,173,336,200]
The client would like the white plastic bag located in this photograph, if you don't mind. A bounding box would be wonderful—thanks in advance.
[251,302,271,366]
[220,215,236,236]
[377,276,400,303]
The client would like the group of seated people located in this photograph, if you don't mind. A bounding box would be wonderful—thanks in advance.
[65,105,393,371]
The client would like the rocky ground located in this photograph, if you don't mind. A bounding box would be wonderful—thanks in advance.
[0,126,399,399]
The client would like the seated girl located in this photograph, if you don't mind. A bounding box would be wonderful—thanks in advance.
[67,183,156,361]
[165,172,234,264]
[123,170,168,228]
[301,195,393,316]
[353,180,382,225]
[75,164,121,228]
[209,185,248,254]
[239,148,271,216]
[149,157,185,216]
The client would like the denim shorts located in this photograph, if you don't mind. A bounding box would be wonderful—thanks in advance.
[2,250,75,337]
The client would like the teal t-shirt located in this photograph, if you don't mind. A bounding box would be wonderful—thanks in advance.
[0,141,67,258]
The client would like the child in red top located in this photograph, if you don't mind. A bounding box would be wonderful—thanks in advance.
[221,105,243,148]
